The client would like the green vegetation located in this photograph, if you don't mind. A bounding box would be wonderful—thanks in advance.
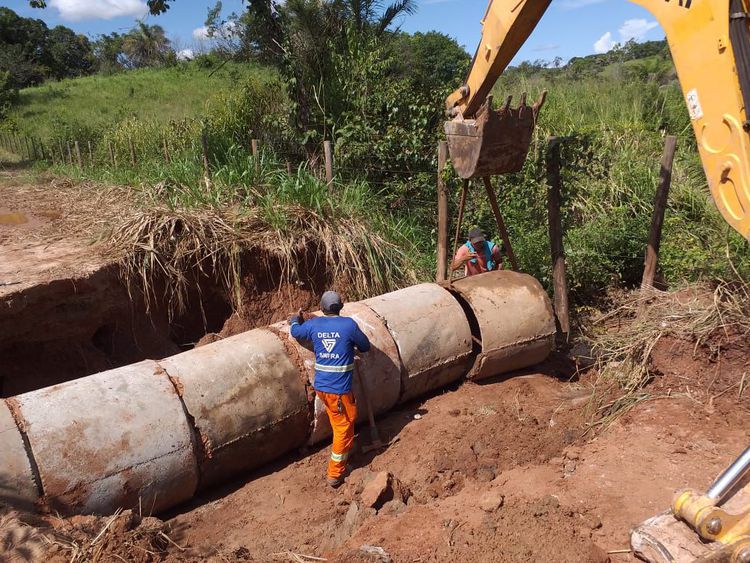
[2,6,749,306]
[5,62,275,141]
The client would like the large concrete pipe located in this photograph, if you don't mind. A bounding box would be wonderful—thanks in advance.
[13,361,198,515]
[0,272,556,516]
[364,284,475,403]
[271,302,402,445]
[0,400,38,510]
[451,271,556,381]
[159,329,311,488]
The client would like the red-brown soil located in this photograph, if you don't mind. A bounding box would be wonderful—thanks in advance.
[6,337,744,563]
[1,170,748,562]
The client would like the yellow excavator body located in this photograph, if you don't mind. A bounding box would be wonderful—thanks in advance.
[448,1,750,560]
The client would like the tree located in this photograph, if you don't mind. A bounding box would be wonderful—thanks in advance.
[0,71,18,119]
[121,22,173,68]
[0,7,96,87]
[92,33,126,74]
[391,31,470,96]
[44,26,94,79]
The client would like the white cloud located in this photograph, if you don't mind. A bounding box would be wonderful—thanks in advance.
[619,18,659,42]
[47,0,147,21]
[193,26,210,41]
[593,18,660,54]
[594,32,615,54]
[177,49,194,61]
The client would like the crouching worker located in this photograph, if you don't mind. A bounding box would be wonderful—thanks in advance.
[290,291,371,488]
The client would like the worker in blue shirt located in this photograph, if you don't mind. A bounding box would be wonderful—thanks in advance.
[290,291,371,488]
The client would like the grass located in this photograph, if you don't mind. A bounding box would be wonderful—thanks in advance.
[48,146,427,318]
[584,281,750,430]
[5,62,277,141]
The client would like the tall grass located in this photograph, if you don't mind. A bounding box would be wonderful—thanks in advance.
[52,145,426,317]
[4,62,277,142]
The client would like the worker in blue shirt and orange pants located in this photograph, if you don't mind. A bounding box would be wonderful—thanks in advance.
[290,291,371,488]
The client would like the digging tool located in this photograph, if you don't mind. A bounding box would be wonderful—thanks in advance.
[355,361,385,454]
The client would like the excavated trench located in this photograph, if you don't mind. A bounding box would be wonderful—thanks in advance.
[0,253,330,398]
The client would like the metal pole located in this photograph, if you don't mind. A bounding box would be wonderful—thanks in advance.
[482,177,519,271]
[707,445,750,502]
[436,141,449,282]
[451,179,470,276]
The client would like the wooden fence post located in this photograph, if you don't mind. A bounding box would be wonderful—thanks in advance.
[251,138,259,175]
[74,141,83,168]
[128,138,136,166]
[436,141,449,282]
[482,176,520,271]
[24,137,32,160]
[324,140,334,183]
[641,135,678,291]
[162,138,170,164]
[57,140,64,164]
[66,142,73,165]
[546,137,570,341]
[201,128,212,185]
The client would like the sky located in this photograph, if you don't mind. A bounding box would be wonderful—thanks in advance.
[2,0,666,63]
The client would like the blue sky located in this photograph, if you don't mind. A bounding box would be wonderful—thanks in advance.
[3,0,666,63]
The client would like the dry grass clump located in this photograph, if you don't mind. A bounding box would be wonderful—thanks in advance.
[44,509,181,563]
[585,282,750,429]
[106,183,417,319]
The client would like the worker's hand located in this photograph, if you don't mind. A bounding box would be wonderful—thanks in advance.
[461,252,478,264]
[289,309,305,325]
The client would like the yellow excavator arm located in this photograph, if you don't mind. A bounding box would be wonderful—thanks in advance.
[446,0,750,241]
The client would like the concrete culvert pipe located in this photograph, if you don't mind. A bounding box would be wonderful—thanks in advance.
[271,302,402,445]
[450,271,556,381]
[159,329,311,488]
[364,283,475,403]
[0,275,557,517]
[13,361,199,515]
[0,400,39,511]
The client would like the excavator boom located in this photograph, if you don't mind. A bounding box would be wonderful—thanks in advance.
[447,0,750,241]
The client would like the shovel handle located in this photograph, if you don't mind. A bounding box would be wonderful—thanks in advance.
[355,362,379,438]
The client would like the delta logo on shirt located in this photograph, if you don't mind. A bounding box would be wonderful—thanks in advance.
[318,332,340,359]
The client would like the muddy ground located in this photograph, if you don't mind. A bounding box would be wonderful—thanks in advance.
[0,170,748,562]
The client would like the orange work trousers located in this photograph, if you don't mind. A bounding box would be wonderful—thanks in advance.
[316,391,357,479]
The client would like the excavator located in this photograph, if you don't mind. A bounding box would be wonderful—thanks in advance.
[445,1,750,562]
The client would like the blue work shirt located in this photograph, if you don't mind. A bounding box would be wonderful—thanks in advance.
[290,315,371,394]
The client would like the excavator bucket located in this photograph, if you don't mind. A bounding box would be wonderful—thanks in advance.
[631,446,750,563]
[444,91,546,180]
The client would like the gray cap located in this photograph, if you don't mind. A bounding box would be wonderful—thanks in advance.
[320,291,343,314]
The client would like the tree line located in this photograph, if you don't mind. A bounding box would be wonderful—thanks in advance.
[0,7,175,117]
